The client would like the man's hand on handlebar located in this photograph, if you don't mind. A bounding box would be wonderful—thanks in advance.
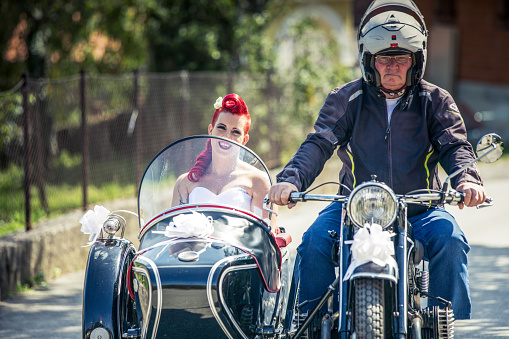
[456,182,486,209]
[269,182,298,209]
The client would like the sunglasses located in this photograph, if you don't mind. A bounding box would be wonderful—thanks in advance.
[375,55,412,65]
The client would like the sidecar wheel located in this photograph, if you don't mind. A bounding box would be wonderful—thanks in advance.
[354,278,384,339]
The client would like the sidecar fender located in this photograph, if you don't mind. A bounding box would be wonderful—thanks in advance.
[345,261,398,283]
[82,238,137,339]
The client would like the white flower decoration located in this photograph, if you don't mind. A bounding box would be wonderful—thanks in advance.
[213,96,223,109]
[79,205,110,246]
[161,211,214,238]
[343,223,398,280]
[349,223,394,266]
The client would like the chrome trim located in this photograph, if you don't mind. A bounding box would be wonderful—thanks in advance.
[207,255,247,339]
[346,181,398,229]
[102,215,123,239]
[338,207,347,334]
[219,264,258,339]
[137,256,163,339]
[178,250,199,262]
[132,266,151,339]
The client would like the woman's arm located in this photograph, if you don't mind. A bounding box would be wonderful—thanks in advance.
[171,174,190,207]
[251,172,272,219]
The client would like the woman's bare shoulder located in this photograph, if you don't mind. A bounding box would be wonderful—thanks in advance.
[237,164,270,192]
[238,162,269,180]
[175,173,193,190]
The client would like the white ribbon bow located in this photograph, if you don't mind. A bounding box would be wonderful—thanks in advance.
[344,223,398,280]
[79,205,110,246]
[155,211,214,238]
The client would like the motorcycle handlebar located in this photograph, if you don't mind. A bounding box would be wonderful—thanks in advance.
[288,191,494,208]
[288,192,345,203]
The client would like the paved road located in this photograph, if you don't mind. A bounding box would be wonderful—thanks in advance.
[1,176,508,338]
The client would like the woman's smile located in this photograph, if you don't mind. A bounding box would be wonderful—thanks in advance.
[218,141,232,150]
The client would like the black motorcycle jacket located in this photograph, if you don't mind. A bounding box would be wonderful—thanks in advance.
[276,78,483,214]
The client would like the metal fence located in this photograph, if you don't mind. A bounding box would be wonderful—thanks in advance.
[0,70,290,231]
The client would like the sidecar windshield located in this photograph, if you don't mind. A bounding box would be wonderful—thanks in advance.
[138,135,272,229]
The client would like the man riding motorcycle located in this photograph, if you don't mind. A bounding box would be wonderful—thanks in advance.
[269,0,485,321]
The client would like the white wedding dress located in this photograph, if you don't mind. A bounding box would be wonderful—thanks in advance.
[189,186,252,211]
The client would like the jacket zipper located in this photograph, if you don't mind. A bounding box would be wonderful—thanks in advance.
[388,124,393,188]
[385,101,393,188]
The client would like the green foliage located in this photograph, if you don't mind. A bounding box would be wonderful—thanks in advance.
[16,283,32,293]
[16,272,48,293]
[0,165,24,231]
[52,150,81,169]
[274,16,356,158]
[0,0,149,90]
[0,90,24,152]
[0,1,359,237]
[0,160,135,237]
[139,0,276,73]
[1,0,277,91]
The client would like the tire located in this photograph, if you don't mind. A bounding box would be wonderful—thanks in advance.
[354,278,385,339]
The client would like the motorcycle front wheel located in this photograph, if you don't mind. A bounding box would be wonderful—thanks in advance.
[353,278,384,339]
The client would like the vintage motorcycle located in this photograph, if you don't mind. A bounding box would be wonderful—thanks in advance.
[287,133,504,339]
[81,135,299,339]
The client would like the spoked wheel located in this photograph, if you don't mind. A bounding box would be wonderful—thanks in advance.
[353,278,384,339]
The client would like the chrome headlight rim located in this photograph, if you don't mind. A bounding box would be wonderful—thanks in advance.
[102,214,125,237]
[346,181,398,229]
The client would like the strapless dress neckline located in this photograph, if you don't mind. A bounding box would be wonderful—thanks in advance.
[188,186,252,211]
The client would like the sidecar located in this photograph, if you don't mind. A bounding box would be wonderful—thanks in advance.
[82,136,298,339]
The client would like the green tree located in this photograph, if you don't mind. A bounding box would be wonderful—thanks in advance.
[275,16,356,160]
[0,1,151,220]
[139,0,275,73]
[127,0,277,152]
[0,0,277,91]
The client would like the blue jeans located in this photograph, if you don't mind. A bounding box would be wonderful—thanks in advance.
[297,202,471,319]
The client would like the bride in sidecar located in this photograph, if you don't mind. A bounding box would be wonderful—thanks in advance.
[171,97,271,219]
[81,94,298,339]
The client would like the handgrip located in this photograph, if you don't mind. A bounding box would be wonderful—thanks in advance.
[288,191,303,203]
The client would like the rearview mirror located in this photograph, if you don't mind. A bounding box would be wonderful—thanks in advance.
[442,133,504,192]
[476,133,504,163]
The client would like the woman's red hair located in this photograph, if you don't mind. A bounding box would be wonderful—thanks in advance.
[188,94,250,182]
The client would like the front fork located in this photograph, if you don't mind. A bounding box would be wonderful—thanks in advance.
[338,203,410,339]
[395,202,409,338]
[338,223,350,338]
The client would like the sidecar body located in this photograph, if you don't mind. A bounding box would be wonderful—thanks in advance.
[82,136,298,339]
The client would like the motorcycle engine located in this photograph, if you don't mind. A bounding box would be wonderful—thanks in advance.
[421,306,455,339]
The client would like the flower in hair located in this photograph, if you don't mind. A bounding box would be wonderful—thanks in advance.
[213,96,223,109]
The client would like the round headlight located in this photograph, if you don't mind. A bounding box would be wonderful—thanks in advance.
[347,182,398,228]
[103,217,121,235]
[90,327,111,339]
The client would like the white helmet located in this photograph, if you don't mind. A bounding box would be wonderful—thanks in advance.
[358,0,428,88]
